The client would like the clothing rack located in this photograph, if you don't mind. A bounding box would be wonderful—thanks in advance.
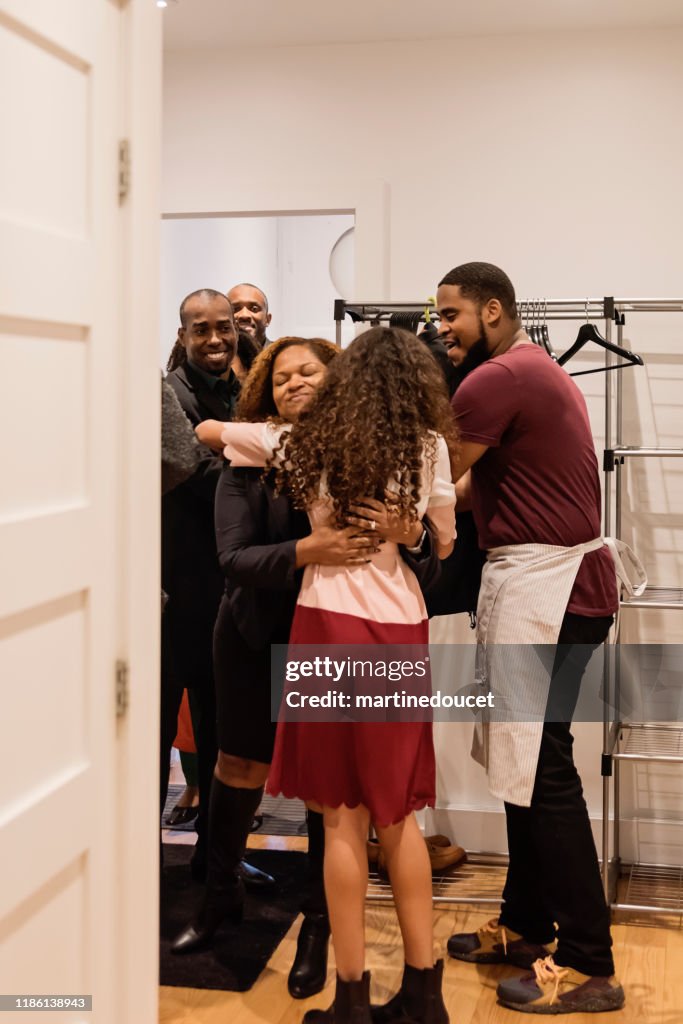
[334,297,683,346]
[339,295,683,909]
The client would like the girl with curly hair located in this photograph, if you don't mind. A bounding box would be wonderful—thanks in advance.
[208,327,457,1024]
[175,337,374,999]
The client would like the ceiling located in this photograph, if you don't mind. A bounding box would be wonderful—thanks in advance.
[162,0,683,51]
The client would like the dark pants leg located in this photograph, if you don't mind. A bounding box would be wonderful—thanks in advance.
[499,612,615,977]
[179,749,199,788]
[186,679,217,858]
[160,610,185,820]
[160,604,218,864]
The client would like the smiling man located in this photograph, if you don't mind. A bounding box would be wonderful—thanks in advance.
[227,282,272,349]
[176,288,239,393]
[437,263,629,1016]
[161,288,273,892]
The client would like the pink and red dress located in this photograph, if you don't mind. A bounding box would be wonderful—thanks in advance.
[222,422,456,826]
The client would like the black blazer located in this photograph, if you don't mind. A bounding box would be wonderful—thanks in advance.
[215,466,307,650]
[162,363,237,619]
[214,464,444,651]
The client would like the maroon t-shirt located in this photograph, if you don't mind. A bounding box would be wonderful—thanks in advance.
[452,344,618,616]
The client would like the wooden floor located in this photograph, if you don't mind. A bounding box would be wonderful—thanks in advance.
[159,834,682,1024]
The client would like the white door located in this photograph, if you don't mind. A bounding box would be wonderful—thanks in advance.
[0,2,161,1022]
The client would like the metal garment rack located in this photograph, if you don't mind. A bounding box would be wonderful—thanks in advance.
[334,297,683,338]
[334,297,622,346]
[336,295,683,908]
[600,298,683,917]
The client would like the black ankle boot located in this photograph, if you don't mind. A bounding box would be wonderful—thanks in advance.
[304,971,372,1024]
[171,779,263,954]
[370,960,448,1024]
[288,912,331,998]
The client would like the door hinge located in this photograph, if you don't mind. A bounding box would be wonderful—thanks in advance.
[116,659,130,718]
[118,139,131,203]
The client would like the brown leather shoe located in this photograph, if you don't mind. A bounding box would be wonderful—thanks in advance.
[368,834,466,874]
[425,834,467,872]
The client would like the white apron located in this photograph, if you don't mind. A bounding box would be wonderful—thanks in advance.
[471,537,647,806]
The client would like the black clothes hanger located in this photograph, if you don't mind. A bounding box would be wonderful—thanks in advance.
[558,318,643,378]
[540,322,558,361]
[525,301,558,361]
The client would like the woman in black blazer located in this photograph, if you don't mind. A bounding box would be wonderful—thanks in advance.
[172,338,357,994]
[173,336,442,1001]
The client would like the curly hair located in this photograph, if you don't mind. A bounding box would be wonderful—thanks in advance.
[236,336,339,422]
[278,327,459,527]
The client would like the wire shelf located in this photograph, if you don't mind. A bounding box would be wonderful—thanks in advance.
[366,855,506,906]
[614,863,683,916]
[615,724,683,761]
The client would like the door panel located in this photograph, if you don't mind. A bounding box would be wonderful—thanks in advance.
[0,2,133,1021]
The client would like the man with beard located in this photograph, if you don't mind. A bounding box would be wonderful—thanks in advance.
[162,289,273,889]
[227,282,272,349]
[436,263,628,1015]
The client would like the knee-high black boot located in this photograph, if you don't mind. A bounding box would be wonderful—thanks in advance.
[370,961,449,1024]
[304,972,372,1024]
[288,809,331,998]
[171,778,263,954]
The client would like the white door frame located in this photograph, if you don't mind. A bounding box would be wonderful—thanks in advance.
[117,2,163,1022]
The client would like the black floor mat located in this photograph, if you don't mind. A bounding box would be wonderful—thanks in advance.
[159,843,307,991]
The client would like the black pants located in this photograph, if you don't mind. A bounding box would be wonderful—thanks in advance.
[160,605,218,854]
[498,611,614,977]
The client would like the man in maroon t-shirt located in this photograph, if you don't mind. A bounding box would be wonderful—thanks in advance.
[437,263,624,1015]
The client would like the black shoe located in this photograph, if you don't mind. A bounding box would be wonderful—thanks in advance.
[288,913,331,999]
[371,960,448,1024]
[239,858,276,890]
[166,804,199,827]
[304,971,371,1024]
[170,881,244,954]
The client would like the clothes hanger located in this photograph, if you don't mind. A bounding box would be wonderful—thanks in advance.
[520,301,533,343]
[539,299,558,361]
[529,301,540,347]
[558,302,643,377]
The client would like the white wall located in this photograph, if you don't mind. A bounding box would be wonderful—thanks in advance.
[163,26,683,860]
[163,28,683,296]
